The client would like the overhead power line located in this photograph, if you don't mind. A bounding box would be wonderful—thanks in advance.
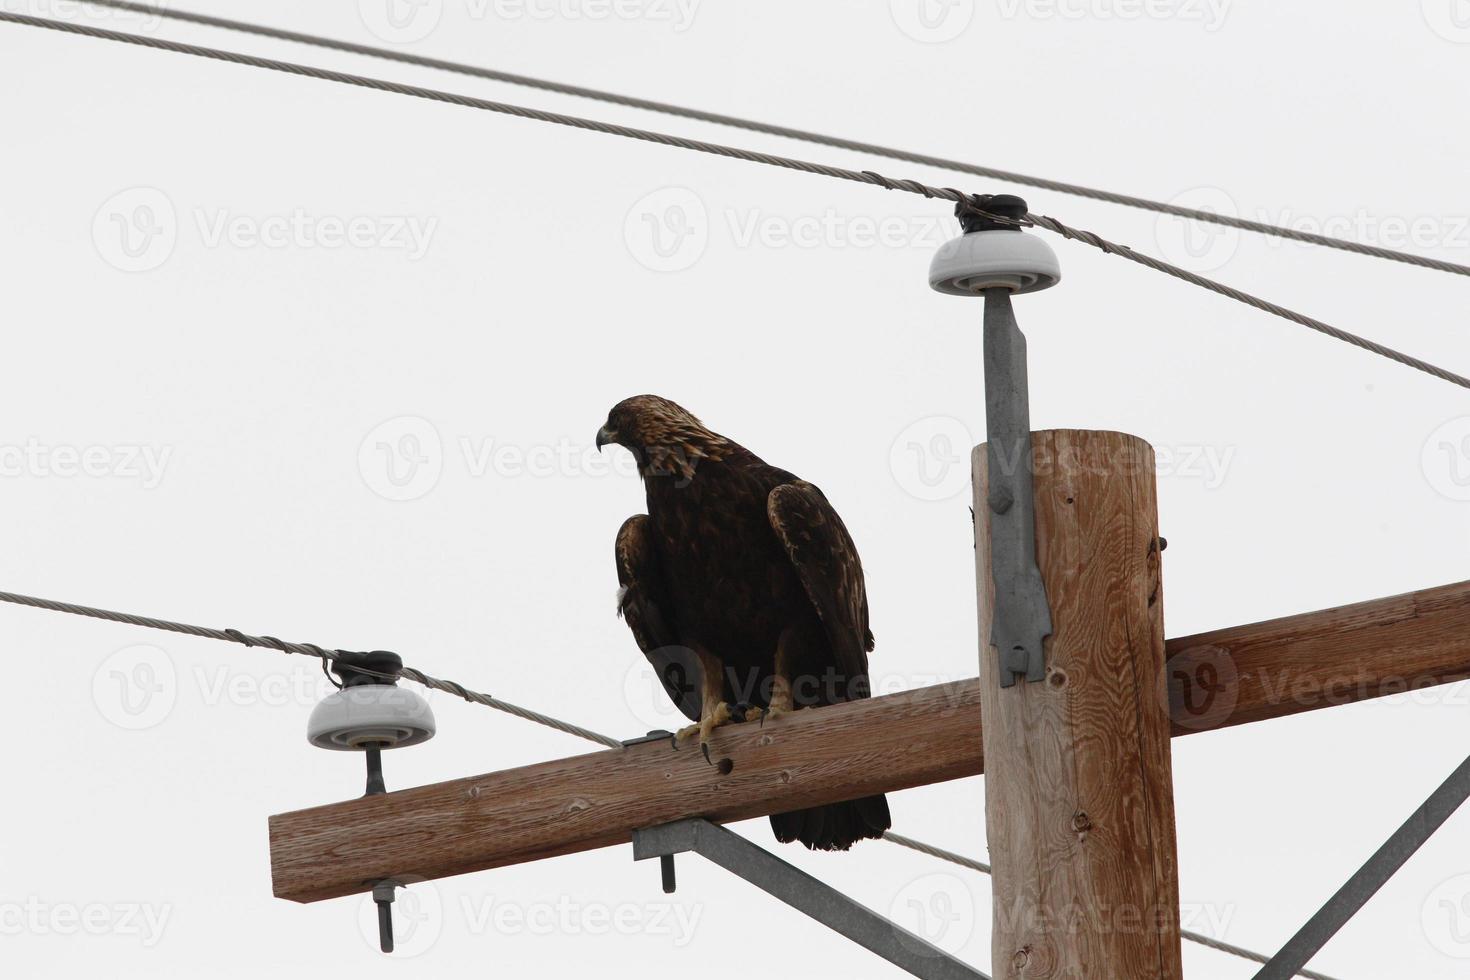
[0,583,1339,977]
[0,588,621,747]
[3,10,1465,391]
[72,0,1470,280]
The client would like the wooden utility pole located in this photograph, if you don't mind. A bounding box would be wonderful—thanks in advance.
[973,430,1182,978]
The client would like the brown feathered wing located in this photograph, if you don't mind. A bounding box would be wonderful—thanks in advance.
[767,481,890,849]
[614,514,702,722]
[767,480,875,693]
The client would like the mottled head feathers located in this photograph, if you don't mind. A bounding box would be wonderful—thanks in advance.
[597,395,732,482]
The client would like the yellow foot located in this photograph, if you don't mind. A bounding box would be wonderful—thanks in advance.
[737,704,791,725]
[673,702,737,763]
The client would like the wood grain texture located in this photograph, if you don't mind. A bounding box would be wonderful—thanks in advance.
[974,430,1182,979]
[1164,579,1470,733]
[269,678,980,903]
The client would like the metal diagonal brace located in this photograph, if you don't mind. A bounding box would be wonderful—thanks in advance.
[633,819,988,980]
[982,288,1052,686]
[1253,749,1470,980]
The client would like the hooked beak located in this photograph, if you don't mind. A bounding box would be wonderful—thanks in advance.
[596,425,618,451]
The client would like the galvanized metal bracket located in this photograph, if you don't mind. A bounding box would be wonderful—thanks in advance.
[633,819,988,980]
[982,287,1052,687]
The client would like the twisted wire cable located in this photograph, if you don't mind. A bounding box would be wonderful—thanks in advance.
[0,589,622,747]
[882,830,992,873]
[71,0,1470,279]
[0,582,1347,976]
[1019,211,1470,390]
[3,11,1463,393]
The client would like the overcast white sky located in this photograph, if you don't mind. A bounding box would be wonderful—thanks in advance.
[2,1,1469,977]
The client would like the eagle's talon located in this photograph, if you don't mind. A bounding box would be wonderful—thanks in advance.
[701,742,713,766]
[672,722,702,748]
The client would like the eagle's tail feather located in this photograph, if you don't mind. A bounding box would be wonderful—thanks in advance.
[770,793,890,852]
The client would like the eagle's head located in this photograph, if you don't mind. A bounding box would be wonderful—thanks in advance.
[596,395,729,482]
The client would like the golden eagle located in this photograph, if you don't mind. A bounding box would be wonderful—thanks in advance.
[598,394,891,851]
